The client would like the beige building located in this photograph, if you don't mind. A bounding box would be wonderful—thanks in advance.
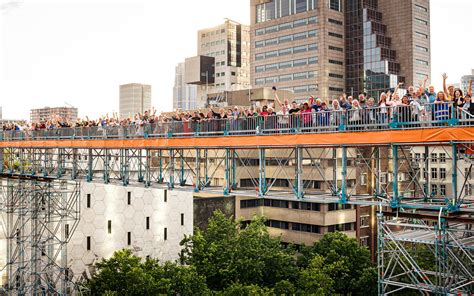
[119,83,151,119]
[30,106,78,123]
[186,19,251,108]
[250,0,345,102]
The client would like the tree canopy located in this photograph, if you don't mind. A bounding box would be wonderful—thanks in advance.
[85,210,377,295]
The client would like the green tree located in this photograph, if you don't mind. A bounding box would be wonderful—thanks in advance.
[180,211,298,290]
[298,254,334,295]
[216,283,274,296]
[299,232,375,295]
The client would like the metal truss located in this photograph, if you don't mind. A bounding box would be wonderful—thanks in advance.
[378,213,474,295]
[0,175,81,295]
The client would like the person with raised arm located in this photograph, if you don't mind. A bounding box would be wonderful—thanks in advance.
[442,73,455,101]
[272,86,290,110]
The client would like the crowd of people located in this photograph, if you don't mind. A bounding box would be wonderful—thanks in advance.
[2,74,473,136]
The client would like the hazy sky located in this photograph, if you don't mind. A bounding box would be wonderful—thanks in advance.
[1,0,473,120]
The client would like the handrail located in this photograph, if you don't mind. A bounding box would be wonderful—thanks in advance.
[1,103,473,141]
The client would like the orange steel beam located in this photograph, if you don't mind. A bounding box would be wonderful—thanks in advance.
[1,127,473,149]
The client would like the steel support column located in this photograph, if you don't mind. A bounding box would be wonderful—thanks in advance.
[295,147,304,199]
[194,149,200,192]
[144,149,151,187]
[258,148,266,197]
[104,149,110,184]
[232,149,237,190]
[179,149,185,186]
[158,150,163,183]
[224,148,230,195]
[87,148,93,182]
[340,146,347,204]
[204,149,209,187]
[391,145,399,208]
[169,149,174,189]
[451,144,458,209]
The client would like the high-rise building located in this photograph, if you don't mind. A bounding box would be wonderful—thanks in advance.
[173,63,198,111]
[30,106,78,123]
[250,0,345,101]
[346,0,431,98]
[119,83,152,119]
[186,19,251,107]
[461,69,474,95]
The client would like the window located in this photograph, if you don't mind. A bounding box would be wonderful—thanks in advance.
[256,28,265,36]
[146,217,150,230]
[265,25,278,34]
[293,18,307,27]
[256,53,265,61]
[164,190,167,202]
[231,72,236,76]
[279,60,293,69]
[440,168,447,179]
[440,184,447,196]
[308,16,317,24]
[329,59,343,65]
[255,78,266,85]
[127,232,131,245]
[279,47,293,56]
[465,184,473,196]
[265,38,278,46]
[293,32,307,41]
[265,63,278,71]
[293,72,308,80]
[127,192,131,205]
[439,153,446,163]
[181,213,184,226]
[279,34,293,43]
[256,65,265,73]
[278,21,293,31]
[308,30,317,37]
[164,228,168,241]
[328,18,343,25]
[431,153,438,163]
[293,85,308,93]
[360,215,370,228]
[416,45,429,52]
[265,50,279,59]
[431,184,438,195]
[86,194,91,208]
[360,236,369,247]
[415,18,428,25]
[329,73,344,79]
[329,0,341,12]
[108,220,112,234]
[293,58,308,67]
[308,57,318,64]
[86,236,91,251]
[416,31,428,39]
[256,40,265,48]
[329,32,343,40]
[279,74,293,82]
[293,45,307,54]
[329,45,343,52]
[431,168,438,179]
[308,44,317,51]
[415,4,428,12]
[295,0,307,13]
[65,224,69,239]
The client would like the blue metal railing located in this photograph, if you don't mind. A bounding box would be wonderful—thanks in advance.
[1,103,473,141]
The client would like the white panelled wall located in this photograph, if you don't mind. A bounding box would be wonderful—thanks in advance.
[69,183,194,280]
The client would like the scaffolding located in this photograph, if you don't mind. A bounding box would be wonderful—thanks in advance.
[378,212,474,295]
[0,129,474,295]
[0,175,81,295]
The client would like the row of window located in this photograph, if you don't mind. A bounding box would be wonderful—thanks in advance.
[255,71,317,85]
[204,50,226,58]
[256,0,318,23]
[240,199,353,212]
[255,57,318,73]
[410,153,447,163]
[256,16,317,36]
[86,190,168,209]
[86,227,169,251]
[255,30,317,49]
[255,43,318,61]
[264,219,354,234]
[201,28,226,38]
[201,39,226,48]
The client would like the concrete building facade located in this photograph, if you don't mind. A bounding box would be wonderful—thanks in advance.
[119,83,152,119]
[173,63,198,111]
[250,0,345,102]
[187,19,251,107]
[30,107,78,123]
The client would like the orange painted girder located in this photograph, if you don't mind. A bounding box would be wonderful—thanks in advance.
[0,127,473,149]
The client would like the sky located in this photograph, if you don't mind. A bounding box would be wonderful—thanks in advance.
[0,0,473,120]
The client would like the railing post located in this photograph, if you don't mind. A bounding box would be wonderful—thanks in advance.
[448,105,459,126]
[339,113,346,131]
[391,145,399,208]
[390,112,399,129]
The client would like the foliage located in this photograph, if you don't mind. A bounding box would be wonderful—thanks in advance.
[86,211,377,295]
[180,211,298,290]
